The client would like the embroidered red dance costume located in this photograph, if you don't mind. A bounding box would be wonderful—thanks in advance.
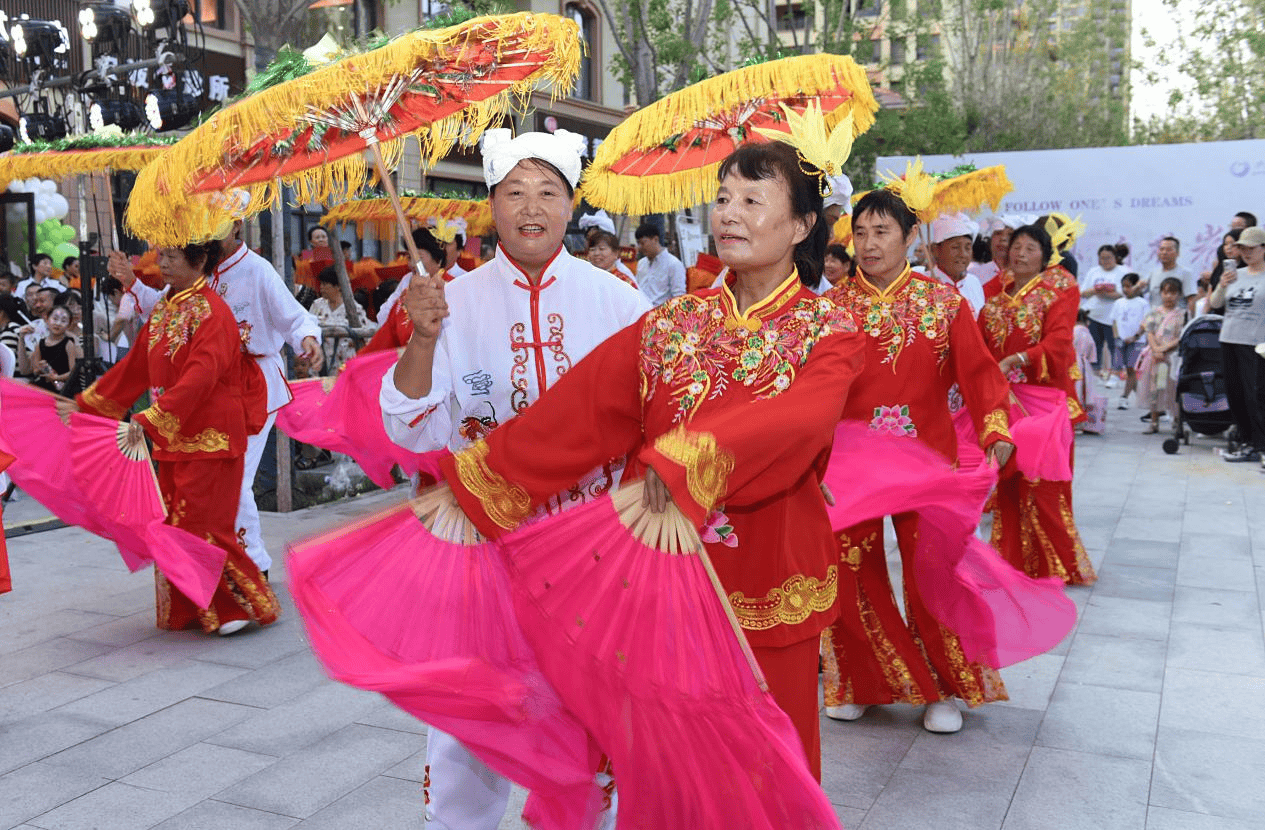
[979,266,1095,585]
[441,273,865,780]
[822,265,1013,710]
[77,279,280,632]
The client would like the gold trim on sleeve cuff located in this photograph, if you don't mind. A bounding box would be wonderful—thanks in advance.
[652,426,735,512]
[451,439,532,530]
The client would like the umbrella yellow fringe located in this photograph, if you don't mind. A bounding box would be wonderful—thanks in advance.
[325,196,493,237]
[126,12,579,246]
[580,54,877,214]
[916,165,1013,223]
[0,147,168,184]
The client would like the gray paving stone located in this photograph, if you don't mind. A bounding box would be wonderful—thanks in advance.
[1093,563,1177,602]
[152,800,300,830]
[63,611,161,648]
[1165,622,1265,677]
[1175,554,1259,592]
[896,705,1039,779]
[994,653,1064,711]
[1149,728,1265,823]
[1172,586,1260,629]
[0,638,113,689]
[0,609,121,657]
[207,681,383,757]
[0,711,116,777]
[1104,539,1180,570]
[191,618,310,670]
[0,671,116,725]
[199,650,331,709]
[1036,683,1160,760]
[1003,746,1149,830]
[1159,668,1265,741]
[215,723,420,819]
[863,764,1019,829]
[1076,594,1171,641]
[1177,532,1252,560]
[1145,806,1263,830]
[1114,516,1185,544]
[1060,632,1167,693]
[121,742,279,799]
[819,716,917,810]
[53,659,247,726]
[355,699,429,735]
[21,781,199,830]
[42,697,258,779]
[62,633,222,683]
[381,747,428,784]
[292,775,425,829]
[0,763,110,830]
[66,585,156,618]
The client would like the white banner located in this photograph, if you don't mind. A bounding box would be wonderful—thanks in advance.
[880,140,1265,279]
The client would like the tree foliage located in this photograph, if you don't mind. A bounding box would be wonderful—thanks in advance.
[594,0,734,105]
[1133,0,1265,143]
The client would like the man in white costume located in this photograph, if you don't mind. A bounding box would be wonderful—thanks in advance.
[381,128,649,830]
[930,212,986,317]
[114,222,323,574]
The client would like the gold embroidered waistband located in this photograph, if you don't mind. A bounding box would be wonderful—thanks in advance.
[452,439,532,529]
[727,566,838,631]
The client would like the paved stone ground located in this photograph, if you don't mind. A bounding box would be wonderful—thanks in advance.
[2,401,1263,830]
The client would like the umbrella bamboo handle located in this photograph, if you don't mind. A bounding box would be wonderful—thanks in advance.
[366,141,425,276]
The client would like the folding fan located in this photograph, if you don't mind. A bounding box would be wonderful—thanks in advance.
[953,384,1074,481]
[286,493,605,830]
[822,421,1076,668]
[498,483,843,830]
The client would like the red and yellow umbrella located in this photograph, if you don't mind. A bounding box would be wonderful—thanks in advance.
[580,54,878,215]
[325,193,493,238]
[127,12,580,249]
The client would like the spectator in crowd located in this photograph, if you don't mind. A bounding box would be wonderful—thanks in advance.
[19,286,60,353]
[1231,211,1257,231]
[585,228,638,287]
[310,265,376,374]
[1072,309,1097,428]
[300,225,331,262]
[1110,273,1149,409]
[17,254,65,298]
[93,276,130,364]
[0,274,27,320]
[1209,226,1265,462]
[25,305,81,396]
[1193,274,1213,317]
[969,215,1020,287]
[1210,228,1244,293]
[929,212,986,317]
[1143,236,1194,310]
[1138,277,1187,433]
[0,294,23,372]
[822,243,851,288]
[1080,243,1129,385]
[634,222,686,305]
[60,290,84,344]
[61,256,80,290]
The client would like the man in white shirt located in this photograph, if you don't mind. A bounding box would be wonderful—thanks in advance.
[382,128,649,830]
[114,225,323,574]
[929,212,986,317]
[633,222,686,305]
[1143,236,1195,310]
[16,254,67,299]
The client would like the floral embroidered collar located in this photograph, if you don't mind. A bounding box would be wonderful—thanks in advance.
[719,270,804,332]
[854,262,913,298]
[167,277,208,306]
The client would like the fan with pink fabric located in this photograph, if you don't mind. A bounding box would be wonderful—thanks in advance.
[498,486,843,830]
[822,421,1076,668]
[0,380,226,608]
[953,385,1074,481]
[286,496,606,830]
[276,349,426,489]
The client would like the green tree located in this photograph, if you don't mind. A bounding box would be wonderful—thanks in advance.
[594,0,733,105]
[1133,0,1265,143]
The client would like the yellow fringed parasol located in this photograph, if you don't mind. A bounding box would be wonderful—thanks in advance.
[127,12,580,253]
[579,54,878,215]
[325,194,493,238]
[0,137,173,186]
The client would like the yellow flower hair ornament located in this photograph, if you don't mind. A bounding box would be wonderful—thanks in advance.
[878,157,936,220]
[1044,212,1086,252]
[752,101,855,198]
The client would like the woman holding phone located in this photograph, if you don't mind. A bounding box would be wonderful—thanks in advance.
[1210,226,1265,462]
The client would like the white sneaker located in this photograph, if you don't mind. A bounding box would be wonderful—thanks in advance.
[922,700,963,733]
[1116,395,1131,410]
[824,703,869,721]
[217,619,249,636]
[1105,375,1119,389]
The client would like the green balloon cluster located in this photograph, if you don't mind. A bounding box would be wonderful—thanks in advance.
[36,219,79,267]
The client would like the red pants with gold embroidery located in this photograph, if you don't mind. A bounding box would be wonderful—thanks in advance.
[822,514,1008,708]
[155,457,280,633]
[991,477,1096,586]
[754,636,823,781]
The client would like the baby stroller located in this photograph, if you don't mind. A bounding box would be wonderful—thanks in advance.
[1163,314,1235,454]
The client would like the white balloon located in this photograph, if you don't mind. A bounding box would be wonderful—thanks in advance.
[48,193,69,219]
[40,180,58,195]
[24,178,41,193]
[7,181,26,193]
[34,207,49,224]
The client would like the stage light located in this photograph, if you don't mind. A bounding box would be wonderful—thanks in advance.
[18,112,68,142]
[89,99,143,130]
[80,3,133,43]
[132,0,155,28]
[0,124,15,153]
[12,20,68,71]
[133,0,188,41]
[145,89,198,130]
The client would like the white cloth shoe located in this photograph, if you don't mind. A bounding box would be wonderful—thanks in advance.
[1104,374,1119,389]
[824,703,869,721]
[217,619,249,636]
[922,700,963,733]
